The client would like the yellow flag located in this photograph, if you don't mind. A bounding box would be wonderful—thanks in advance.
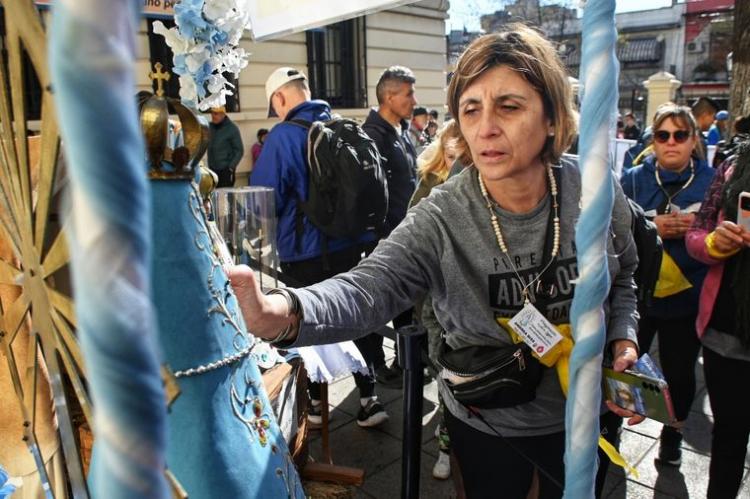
[497,318,640,478]
[654,251,692,298]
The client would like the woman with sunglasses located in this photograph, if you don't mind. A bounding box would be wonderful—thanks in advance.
[621,103,714,467]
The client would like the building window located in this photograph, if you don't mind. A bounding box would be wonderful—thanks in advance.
[146,19,240,112]
[147,19,181,100]
[306,18,366,109]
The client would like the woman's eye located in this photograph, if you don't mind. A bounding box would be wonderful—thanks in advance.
[501,105,519,111]
[462,108,478,116]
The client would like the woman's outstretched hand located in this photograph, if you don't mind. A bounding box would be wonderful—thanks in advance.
[226,265,298,342]
[605,339,646,426]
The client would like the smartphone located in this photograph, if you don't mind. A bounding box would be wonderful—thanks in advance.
[739,191,750,232]
[602,368,676,425]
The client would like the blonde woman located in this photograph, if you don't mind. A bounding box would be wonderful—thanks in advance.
[411,120,462,207]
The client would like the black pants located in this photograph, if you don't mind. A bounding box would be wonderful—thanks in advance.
[281,244,378,398]
[445,409,621,499]
[704,346,750,499]
[637,314,701,422]
[215,168,235,188]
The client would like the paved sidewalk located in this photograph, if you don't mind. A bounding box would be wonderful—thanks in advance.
[307,338,750,498]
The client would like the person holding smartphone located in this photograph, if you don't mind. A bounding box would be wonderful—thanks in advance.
[686,141,750,499]
[620,103,715,467]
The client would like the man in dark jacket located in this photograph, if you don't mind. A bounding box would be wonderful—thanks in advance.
[362,66,419,386]
[363,66,418,237]
[251,67,388,428]
[208,106,243,187]
[622,112,641,140]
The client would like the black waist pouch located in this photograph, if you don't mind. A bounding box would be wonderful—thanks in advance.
[437,342,544,409]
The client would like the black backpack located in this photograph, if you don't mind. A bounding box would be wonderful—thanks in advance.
[626,198,663,308]
[290,117,388,240]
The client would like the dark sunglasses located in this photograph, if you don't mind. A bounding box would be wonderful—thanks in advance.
[653,129,691,144]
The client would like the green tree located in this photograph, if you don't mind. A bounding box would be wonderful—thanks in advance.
[729,0,750,119]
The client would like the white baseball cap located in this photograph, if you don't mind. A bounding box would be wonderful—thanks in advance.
[265,67,307,118]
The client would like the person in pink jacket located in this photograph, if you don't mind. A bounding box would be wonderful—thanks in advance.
[685,141,750,499]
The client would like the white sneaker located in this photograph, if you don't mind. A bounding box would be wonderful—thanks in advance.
[432,451,451,480]
[356,399,389,428]
[307,402,325,429]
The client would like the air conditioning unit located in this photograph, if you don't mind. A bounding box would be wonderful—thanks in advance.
[687,42,704,53]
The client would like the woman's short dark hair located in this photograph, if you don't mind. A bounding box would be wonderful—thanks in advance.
[257,128,269,140]
[447,24,577,166]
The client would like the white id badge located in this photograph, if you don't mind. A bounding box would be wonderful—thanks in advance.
[508,302,563,358]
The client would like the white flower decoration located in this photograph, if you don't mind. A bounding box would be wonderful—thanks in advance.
[154,0,250,110]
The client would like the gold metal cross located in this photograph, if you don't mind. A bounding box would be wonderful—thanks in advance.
[149,62,171,97]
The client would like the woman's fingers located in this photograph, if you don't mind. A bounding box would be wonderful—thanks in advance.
[655,214,693,239]
[719,220,743,235]
[715,222,745,250]
[226,265,299,341]
[626,414,646,426]
[227,265,263,309]
[605,401,644,425]
[611,340,639,372]
[736,225,750,246]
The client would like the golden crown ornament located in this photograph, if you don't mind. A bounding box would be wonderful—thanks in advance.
[140,62,210,180]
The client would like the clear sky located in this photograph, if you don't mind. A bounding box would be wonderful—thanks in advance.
[447,0,678,33]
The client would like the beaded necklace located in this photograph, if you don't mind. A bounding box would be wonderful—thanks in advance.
[478,167,560,306]
[654,158,695,214]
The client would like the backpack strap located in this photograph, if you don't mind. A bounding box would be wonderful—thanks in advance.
[288,118,312,129]
[286,119,312,256]
[288,118,332,270]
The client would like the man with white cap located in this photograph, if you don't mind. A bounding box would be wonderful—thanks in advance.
[251,67,389,429]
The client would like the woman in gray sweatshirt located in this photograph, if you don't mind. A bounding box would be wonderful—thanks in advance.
[229,25,641,499]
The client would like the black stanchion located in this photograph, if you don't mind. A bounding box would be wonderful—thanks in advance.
[397,325,425,499]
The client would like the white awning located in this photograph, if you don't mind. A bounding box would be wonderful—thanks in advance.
[35,0,420,41]
[245,0,417,41]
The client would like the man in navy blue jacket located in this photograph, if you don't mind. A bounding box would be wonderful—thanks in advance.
[251,67,388,428]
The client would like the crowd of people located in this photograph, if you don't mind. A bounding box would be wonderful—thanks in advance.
[199,22,750,499]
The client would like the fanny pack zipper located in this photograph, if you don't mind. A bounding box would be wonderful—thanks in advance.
[440,348,525,378]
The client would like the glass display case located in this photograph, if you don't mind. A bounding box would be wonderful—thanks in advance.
[211,186,279,288]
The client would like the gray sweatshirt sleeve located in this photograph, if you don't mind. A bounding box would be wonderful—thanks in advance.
[291,204,442,346]
[604,178,640,350]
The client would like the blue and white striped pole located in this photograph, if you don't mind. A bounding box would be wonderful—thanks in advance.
[50,1,169,497]
[565,0,619,497]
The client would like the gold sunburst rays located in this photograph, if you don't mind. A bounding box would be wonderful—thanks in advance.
[0,1,90,498]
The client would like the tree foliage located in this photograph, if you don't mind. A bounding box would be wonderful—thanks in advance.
[729,0,750,119]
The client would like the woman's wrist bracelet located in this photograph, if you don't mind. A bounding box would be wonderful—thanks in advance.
[263,288,301,346]
[706,231,741,259]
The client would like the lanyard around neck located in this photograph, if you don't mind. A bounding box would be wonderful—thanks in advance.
[480,167,561,306]
[654,159,695,214]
